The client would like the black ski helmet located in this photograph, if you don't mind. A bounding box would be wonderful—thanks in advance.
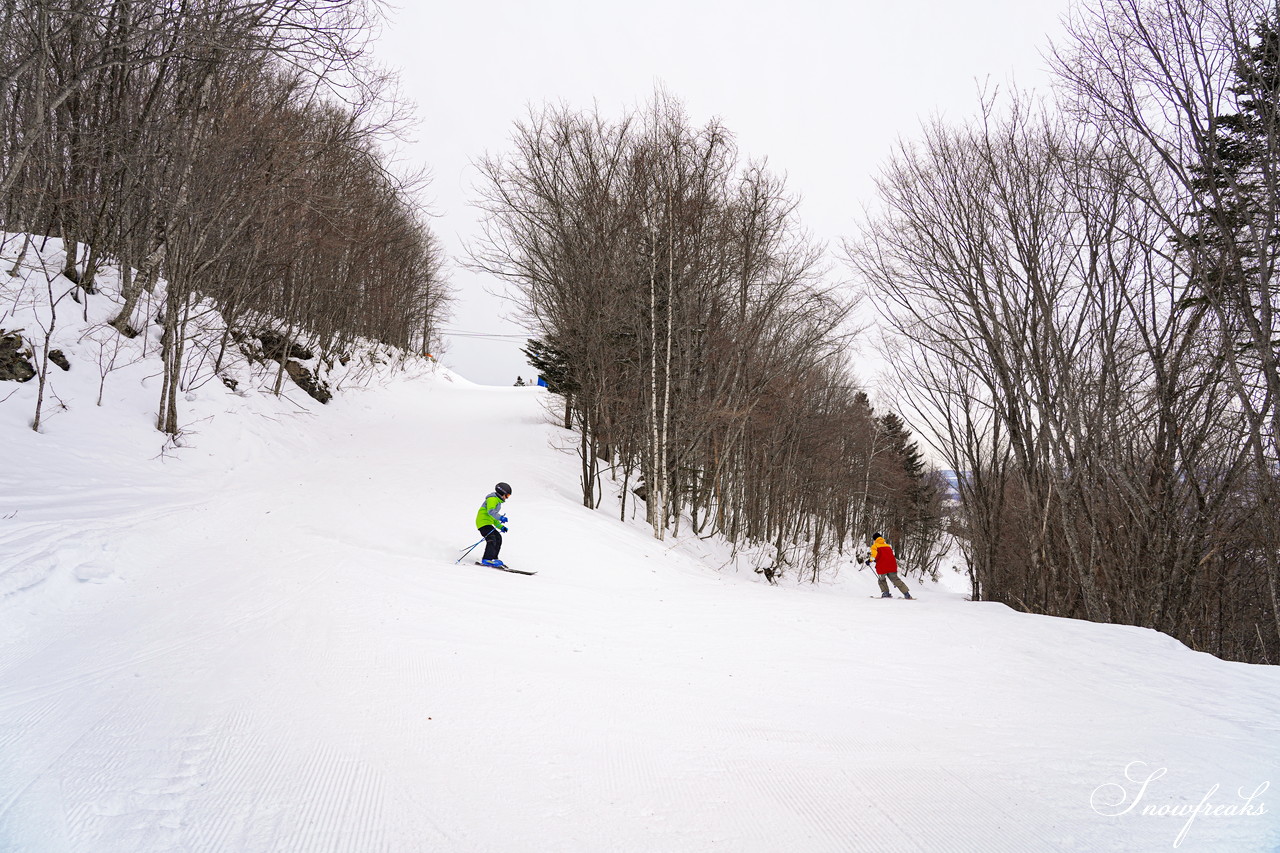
[495,482,512,498]
[872,531,883,541]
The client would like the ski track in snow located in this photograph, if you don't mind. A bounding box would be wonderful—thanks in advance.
[2,378,1280,852]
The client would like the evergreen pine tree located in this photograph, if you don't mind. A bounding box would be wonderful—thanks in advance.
[875,412,943,574]
[521,338,577,396]
[1180,7,1280,351]
[878,412,926,483]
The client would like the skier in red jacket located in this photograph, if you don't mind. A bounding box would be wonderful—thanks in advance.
[868,533,913,599]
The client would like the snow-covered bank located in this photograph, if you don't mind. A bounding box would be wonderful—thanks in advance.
[0,233,432,600]
[2,240,1279,851]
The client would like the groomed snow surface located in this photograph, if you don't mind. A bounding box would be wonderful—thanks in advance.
[3,249,1280,852]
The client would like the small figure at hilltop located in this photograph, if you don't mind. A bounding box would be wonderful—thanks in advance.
[868,533,913,599]
[476,482,512,568]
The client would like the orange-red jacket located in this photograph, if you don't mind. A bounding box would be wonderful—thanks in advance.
[870,537,898,575]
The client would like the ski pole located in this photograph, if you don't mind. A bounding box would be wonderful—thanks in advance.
[455,537,486,564]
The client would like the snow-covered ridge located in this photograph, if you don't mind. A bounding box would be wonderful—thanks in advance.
[2,236,1279,851]
[0,232,453,600]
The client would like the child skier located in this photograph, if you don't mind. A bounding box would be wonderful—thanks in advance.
[476,482,512,568]
[868,533,913,599]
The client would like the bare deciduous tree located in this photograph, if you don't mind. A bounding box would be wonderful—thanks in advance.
[473,93,940,581]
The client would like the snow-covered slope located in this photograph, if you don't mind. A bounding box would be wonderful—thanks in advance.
[2,246,1279,851]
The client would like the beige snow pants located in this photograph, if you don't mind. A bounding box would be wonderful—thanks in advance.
[877,572,911,596]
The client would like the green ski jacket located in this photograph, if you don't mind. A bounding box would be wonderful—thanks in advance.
[476,493,506,530]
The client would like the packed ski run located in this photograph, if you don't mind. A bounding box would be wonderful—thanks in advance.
[2,355,1279,851]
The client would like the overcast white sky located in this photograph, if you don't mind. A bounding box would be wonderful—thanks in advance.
[370,0,1074,386]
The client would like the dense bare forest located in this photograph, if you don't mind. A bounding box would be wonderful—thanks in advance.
[849,0,1280,664]
[1,0,450,433]
[471,0,1280,664]
[470,96,947,584]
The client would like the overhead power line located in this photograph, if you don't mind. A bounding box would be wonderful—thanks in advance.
[439,328,531,342]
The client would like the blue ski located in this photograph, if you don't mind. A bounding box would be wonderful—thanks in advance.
[476,562,537,576]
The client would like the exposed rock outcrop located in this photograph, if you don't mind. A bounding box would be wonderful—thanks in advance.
[0,331,36,382]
